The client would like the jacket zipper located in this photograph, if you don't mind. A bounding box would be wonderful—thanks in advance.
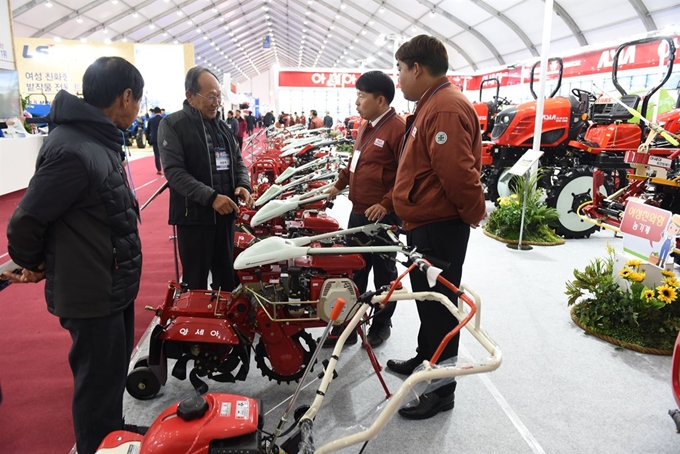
[113,247,119,270]
[200,116,217,224]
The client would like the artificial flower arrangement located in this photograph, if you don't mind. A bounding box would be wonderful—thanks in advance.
[566,245,680,351]
[483,171,562,244]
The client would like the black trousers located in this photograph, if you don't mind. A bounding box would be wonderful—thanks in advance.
[407,219,470,363]
[151,142,161,172]
[236,137,243,150]
[347,212,400,327]
[176,214,235,290]
[59,303,135,454]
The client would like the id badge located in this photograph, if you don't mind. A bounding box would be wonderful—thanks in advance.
[215,147,230,171]
[349,150,361,172]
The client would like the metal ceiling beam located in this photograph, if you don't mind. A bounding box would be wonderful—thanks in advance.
[416,0,505,65]
[468,0,539,57]
[550,0,587,46]
[342,0,476,70]
[31,0,114,38]
[628,0,657,32]
[285,0,394,68]
[12,0,41,17]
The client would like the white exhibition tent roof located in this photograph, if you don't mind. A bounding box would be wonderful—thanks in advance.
[9,0,680,82]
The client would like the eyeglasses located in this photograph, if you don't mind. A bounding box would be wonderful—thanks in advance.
[196,92,224,104]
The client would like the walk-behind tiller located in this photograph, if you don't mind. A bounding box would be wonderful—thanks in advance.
[99,228,501,453]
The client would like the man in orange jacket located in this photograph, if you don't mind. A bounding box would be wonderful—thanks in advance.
[387,35,486,420]
[308,110,324,129]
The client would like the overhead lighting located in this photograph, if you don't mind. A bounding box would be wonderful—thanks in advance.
[212,8,218,13]
[306,11,311,15]
[76,16,83,23]
[80,38,86,43]
[341,2,346,9]
[210,41,215,46]
[354,38,358,43]
[177,10,183,16]
[104,38,112,44]
[45,1,53,7]
[54,36,61,42]
[122,37,128,42]
[379,7,385,13]
[173,39,179,44]
[102,28,108,34]
[203,36,208,40]
[411,25,417,32]
[304,20,308,25]
[132,12,138,18]
[330,25,335,30]
[366,56,376,63]
[220,17,225,21]
[429,10,436,17]
[111,0,118,4]
[149,24,155,29]
[369,20,374,25]
[347,58,355,64]
[361,30,366,35]
[163,32,168,37]
[186,20,193,25]
[335,14,340,18]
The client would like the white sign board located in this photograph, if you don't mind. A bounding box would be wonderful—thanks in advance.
[502,150,544,182]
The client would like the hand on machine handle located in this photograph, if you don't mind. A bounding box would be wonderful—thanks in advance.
[364,203,388,222]
[325,185,340,201]
[235,187,255,209]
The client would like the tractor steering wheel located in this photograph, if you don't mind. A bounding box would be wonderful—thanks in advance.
[572,88,597,103]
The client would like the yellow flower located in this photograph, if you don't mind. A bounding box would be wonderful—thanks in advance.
[497,197,502,202]
[642,289,655,301]
[661,269,675,277]
[625,259,642,268]
[510,194,518,199]
[629,272,645,282]
[619,268,632,279]
[656,284,678,304]
[663,277,680,288]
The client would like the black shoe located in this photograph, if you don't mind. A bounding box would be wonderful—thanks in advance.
[398,391,455,420]
[365,325,391,348]
[321,325,357,348]
[123,423,149,435]
[386,356,423,375]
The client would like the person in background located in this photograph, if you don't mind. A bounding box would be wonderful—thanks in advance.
[293,111,299,125]
[147,106,163,175]
[324,70,405,348]
[159,66,253,291]
[264,110,275,127]
[308,110,323,129]
[298,111,306,126]
[3,56,145,454]
[388,35,486,420]
[245,110,256,135]
[234,109,247,149]
[161,108,166,116]
[226,110,239,137]
[323,111,333,128]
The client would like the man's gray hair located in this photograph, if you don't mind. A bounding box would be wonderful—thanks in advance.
[185,66,219,94]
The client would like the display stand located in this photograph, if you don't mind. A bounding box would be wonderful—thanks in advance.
[502,150,544,251]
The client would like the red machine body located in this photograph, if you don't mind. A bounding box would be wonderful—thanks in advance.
[127,239,366,399]
[98,394,261,454]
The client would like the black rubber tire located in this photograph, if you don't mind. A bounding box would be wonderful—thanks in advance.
[126,366,161,400]
[546,167,599,239]
[133,356,149,369]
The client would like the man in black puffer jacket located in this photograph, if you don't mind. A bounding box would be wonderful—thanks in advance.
[159,66,252,291]
[3,57,144,454]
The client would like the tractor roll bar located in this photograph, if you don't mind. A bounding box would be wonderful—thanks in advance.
[530,57,563,100]
[479,78,500,103]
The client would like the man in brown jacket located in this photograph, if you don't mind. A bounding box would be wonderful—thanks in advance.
[308,110,324,129]
[325,71,405,348]
[387,35,486,420]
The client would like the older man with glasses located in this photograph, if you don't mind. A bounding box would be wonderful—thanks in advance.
[159,66,253,292]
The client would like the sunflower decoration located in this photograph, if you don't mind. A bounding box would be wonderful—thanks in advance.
[619,268,633,279]
[661,269,676,278]
[656,284,678,304]
[642,289,655,302]
[629,271,646,283]
[663,276,680,288]
[625,259,642,268]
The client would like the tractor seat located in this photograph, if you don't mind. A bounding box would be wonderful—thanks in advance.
[591,95,640,124]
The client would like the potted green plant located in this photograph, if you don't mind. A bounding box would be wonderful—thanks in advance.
[483,171,563,245]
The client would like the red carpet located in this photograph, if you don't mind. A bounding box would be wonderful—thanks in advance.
[0,154,176,453]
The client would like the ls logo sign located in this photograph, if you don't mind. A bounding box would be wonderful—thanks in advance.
[22,45,52,58]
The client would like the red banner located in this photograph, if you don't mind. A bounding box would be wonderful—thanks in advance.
[279,71,363,88]
[467,34,680,91]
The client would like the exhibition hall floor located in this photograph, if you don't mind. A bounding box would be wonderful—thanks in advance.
[120,188,677,454]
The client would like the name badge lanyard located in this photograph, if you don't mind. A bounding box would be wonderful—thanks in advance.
[355,110,397,154]
[399,81,452,158]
